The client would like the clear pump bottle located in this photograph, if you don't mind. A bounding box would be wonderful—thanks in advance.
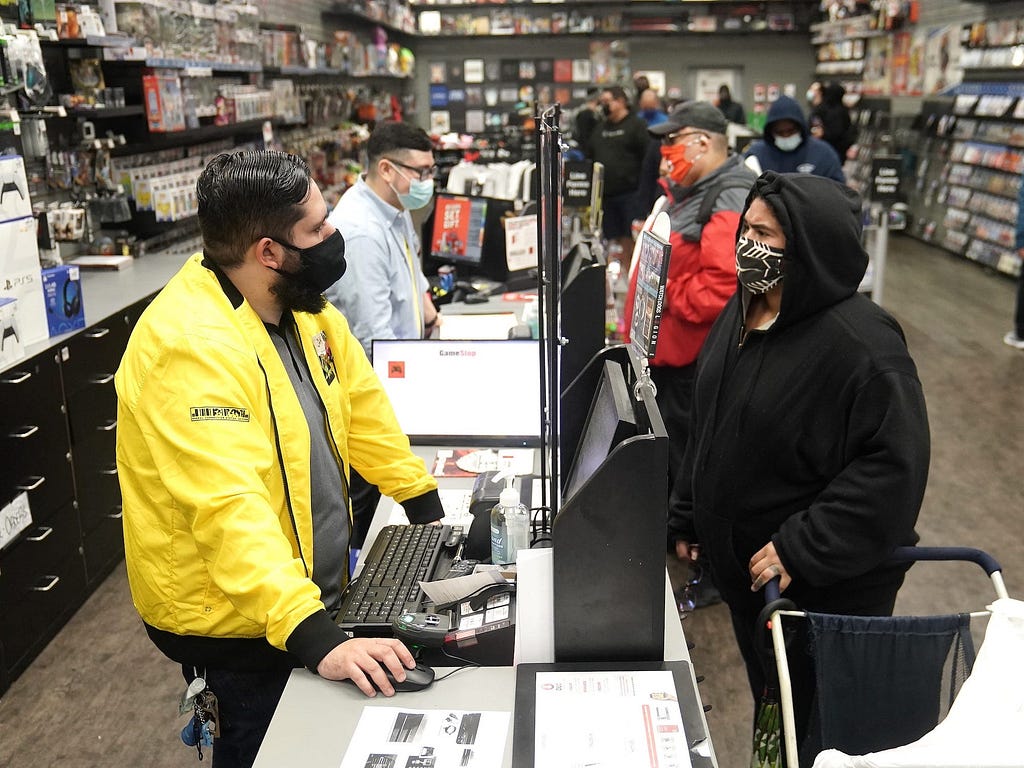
[491,476,529,564]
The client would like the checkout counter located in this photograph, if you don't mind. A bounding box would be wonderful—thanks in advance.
[254,434,719,764]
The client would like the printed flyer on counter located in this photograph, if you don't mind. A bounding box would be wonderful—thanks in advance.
[339,707,510,768]
[533,670,691,768]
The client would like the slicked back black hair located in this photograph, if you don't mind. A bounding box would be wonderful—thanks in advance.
[197,151,312,269]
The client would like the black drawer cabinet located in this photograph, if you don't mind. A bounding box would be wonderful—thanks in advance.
[0,293,157,695]
[57,313,132,396]
[0,354,75,519]
[0,503,86,678]
[60,309,134,583]
[82,508,125,583]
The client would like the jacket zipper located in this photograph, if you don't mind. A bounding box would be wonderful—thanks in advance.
[256,356,310,577]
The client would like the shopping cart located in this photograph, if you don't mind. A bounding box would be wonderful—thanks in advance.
[756,546,1010,768]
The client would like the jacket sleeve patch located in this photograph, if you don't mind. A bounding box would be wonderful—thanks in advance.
[189,406,251,422]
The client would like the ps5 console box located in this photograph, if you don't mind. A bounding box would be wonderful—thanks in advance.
[0,156,32,223]
[0,216,48,346]
[41,265,85,337]
[0,296,26,367]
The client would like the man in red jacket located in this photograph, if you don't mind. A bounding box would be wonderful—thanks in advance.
[625,101,756,490]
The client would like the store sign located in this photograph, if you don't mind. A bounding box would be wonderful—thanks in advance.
[562,161,593,207]
[870,155,902,204]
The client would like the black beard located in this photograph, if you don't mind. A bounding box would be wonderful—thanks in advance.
[269,270,327,315]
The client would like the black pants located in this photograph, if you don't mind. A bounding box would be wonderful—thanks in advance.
[182,665,292,768]
[349,469,382,551]
[649,363,696,494]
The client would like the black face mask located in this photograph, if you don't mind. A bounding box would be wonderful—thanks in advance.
[735,236,785,294]
[269,229,347,314]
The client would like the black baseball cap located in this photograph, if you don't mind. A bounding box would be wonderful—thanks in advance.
[648,100,728,137]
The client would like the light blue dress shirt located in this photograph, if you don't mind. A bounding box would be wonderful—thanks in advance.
[325,176,430,358]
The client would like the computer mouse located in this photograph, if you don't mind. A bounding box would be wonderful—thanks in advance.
[365,662,435,693]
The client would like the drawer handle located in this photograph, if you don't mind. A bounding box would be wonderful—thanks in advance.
[16,476,46,491]
[1,371,31,384]
[107,506,123,520]
[99,466,118,476]
[97,420,117,432]
[26,526,54,542]
[32,575,60,592]
[10,425,40,439]
[83,327,110,339]
[89,373,115,385]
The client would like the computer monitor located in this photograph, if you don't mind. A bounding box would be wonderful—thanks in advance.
[423,193,524,285]
[552,347,668,663]
[561,360,636,501]
[428,194,489,267]
[370,338,542,447]
[560,240,606,391]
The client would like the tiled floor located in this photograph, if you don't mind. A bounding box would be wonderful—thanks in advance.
[1,233,1021,768]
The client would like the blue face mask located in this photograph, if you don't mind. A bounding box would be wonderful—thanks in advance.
[390,165,435,211]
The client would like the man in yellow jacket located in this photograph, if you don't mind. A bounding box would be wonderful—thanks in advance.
[115,151,444,767]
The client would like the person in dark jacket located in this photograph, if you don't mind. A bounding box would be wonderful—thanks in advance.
[716,84,746,126]
[668,171,930,740]
[744,95,845,182]
[810,81,856,161]
[587,85,651,262]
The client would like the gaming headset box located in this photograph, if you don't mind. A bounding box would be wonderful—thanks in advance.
[41,265,85,336]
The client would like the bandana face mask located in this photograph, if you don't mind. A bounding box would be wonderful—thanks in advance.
[735,235,785,293]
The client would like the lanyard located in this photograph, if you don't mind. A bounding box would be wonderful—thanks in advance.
[402,235,422,331]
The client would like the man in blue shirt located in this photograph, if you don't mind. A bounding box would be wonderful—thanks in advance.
[744,95,846,183]
[326,121,440,360]
[326,121,441,546]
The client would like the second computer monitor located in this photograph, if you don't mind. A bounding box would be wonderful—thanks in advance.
[425,193,523,284]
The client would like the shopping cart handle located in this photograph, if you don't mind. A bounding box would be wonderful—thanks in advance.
[764,576,782,602]
[889,546,1002,576]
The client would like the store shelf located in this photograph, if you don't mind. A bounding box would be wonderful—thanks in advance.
[323,4,418,38]
[418,26,804,40]
[263,65,411,79]
[40,35,137,49]
[101,51,263,73]
[111,117,274,156]
[412,0,765,10]
[67,105,147,119]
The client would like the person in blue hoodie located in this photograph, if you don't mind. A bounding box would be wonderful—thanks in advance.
[744,95,846,182]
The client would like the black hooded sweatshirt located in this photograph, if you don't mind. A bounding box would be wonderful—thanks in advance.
[668,171,929,614]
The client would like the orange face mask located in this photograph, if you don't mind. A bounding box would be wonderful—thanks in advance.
[660,141,702,185]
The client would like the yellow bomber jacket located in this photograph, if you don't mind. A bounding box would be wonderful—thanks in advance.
[115,254,440,671]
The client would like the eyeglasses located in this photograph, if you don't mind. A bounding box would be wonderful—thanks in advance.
[385,158,437,182]
[661,130,708,146]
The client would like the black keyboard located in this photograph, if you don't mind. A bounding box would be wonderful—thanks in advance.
[337,524,451,636]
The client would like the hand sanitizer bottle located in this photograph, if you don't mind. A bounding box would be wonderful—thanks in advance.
[492,475,529,565]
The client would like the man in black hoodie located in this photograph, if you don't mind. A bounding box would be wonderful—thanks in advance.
[668,172,930,735]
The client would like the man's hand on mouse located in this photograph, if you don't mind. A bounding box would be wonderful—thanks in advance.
[317,637,415,697]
